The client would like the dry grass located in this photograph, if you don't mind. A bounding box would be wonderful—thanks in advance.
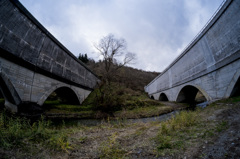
[1,97,239,158]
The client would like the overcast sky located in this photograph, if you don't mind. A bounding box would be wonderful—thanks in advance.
[19,0,224,72]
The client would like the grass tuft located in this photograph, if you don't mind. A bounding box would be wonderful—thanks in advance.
[0,110,72,153]
[156,110,200,154]
[99,132,126,158]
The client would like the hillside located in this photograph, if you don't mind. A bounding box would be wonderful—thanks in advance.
[86,60,160,92]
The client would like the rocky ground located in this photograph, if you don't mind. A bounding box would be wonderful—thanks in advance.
[194,104,240,158]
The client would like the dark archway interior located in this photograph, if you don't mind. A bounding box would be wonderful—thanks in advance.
[45,87,80,105]
[159,93,169,101]
[0,76,15,105]
[151,96,154,100]
[0,90,4,109]
[230,77,240,97]
[176,85,207,105]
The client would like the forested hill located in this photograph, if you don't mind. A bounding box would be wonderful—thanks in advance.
[78,54,160,92]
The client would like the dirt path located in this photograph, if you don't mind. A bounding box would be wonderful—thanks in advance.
[68,122,160,158]
[194,104,240,158]
[64,102,240,159]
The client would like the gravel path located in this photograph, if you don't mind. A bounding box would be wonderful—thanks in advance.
[195,106,240,159]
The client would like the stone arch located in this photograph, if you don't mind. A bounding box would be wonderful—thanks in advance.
[0,70,21,112]
[159,93,169,101]
[37,84,80,106]
[225,69,240,98]
[175,84,209,104]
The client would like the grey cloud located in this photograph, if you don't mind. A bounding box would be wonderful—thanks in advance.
[20,0,223,71]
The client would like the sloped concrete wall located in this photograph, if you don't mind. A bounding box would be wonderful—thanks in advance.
[0,0,99,112]
[145,0,240,101]
[0,56,91,112]
[0,0,99,90]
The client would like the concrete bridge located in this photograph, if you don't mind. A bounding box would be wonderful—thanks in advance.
[145,0,240,104]
[0,0,99,113]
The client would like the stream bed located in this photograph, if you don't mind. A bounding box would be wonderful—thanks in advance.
[49,101,209,127]
[50,110,181,127]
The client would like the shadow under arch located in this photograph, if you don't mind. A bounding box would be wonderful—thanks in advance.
[0,70,21,111]
[225,69,240,98]
[38,84,80,106]
[176,85,208,105]
[159,93,169,101]
[229,76,240,97]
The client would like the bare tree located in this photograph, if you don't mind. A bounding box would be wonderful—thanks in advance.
[93,34,136,113]
[94,34,136,84]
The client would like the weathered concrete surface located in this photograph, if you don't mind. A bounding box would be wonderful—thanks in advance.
[0,0,99,112]
[145,0,240,102]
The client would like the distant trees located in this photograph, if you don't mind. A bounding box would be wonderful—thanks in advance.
[78,53,89,64]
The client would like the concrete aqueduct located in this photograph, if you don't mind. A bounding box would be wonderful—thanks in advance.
[145,0,240,104]
[0,0,99,113]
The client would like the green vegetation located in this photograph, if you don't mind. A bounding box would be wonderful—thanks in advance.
[0,97,239,158]
[0,111,72,154]
[218,96,240,103]
[43,85,179,119]
[156,110,200,154]
[114,105,173,119]
[89,83,165,112]
[154,100,231,156]
[99,132,126,158]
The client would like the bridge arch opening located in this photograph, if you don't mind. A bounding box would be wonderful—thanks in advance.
[159,93,169,101]
[0,90,4,109]
[44,87,80,106]
[176,85,207,105]
[150,96,154,100]
[0,76,14,105]
[0,73,22,111]
[230,76,240,97]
